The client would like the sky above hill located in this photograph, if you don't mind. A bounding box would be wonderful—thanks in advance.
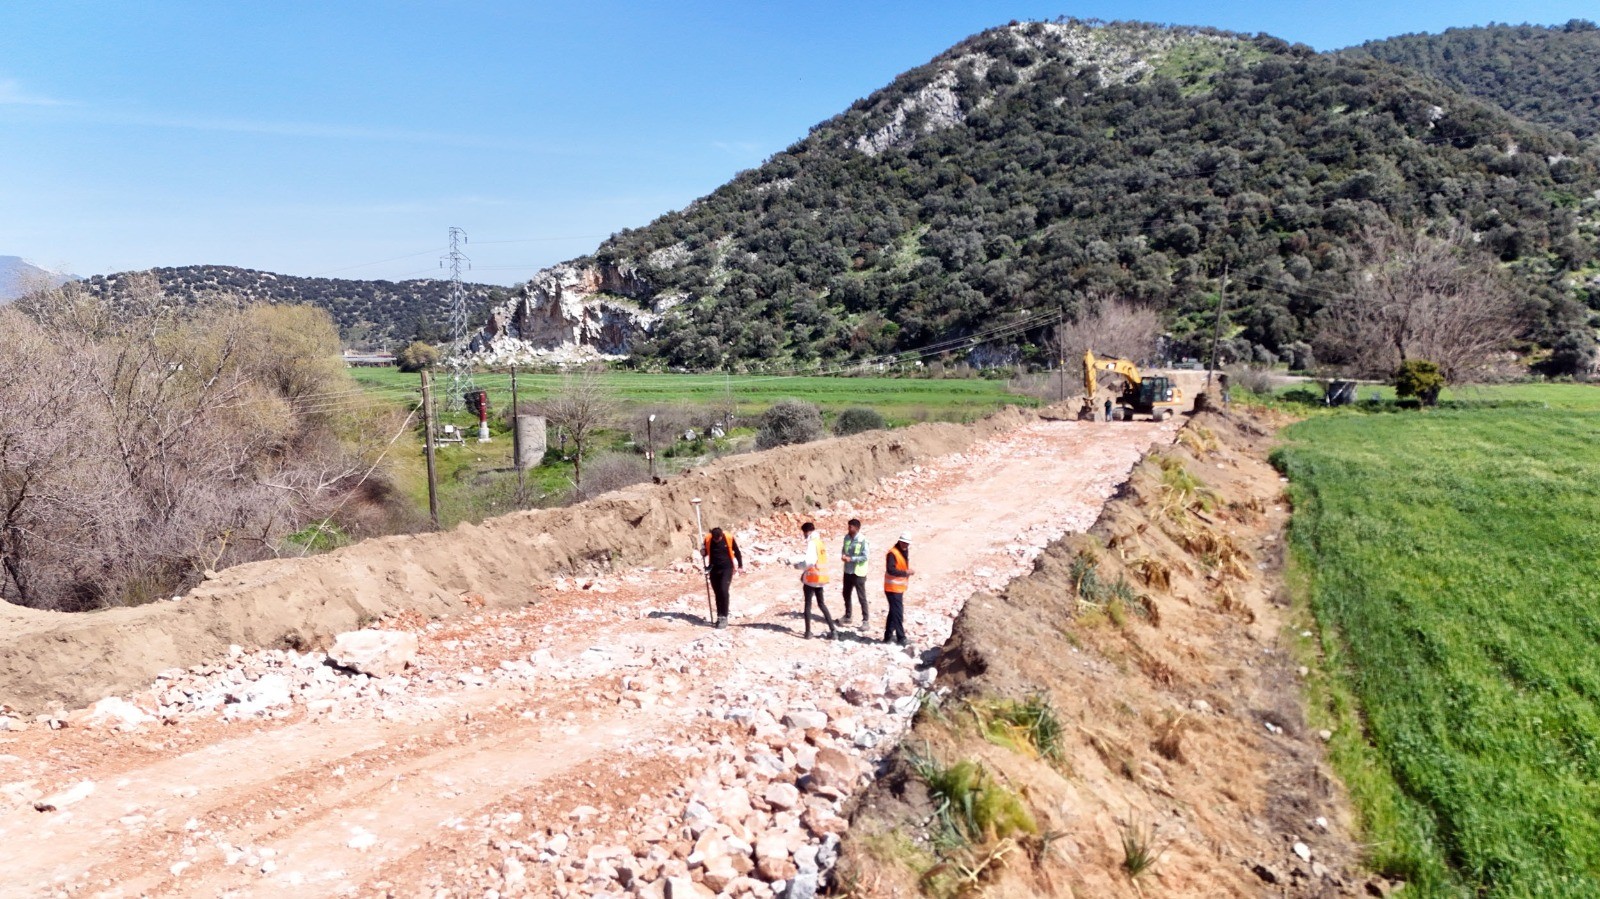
[2,1,1594,286]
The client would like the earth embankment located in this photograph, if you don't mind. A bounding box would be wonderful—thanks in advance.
[0,408,1032,714]
[838,409,1369,897]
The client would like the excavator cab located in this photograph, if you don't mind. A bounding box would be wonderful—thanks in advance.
[1135,377,1176,407]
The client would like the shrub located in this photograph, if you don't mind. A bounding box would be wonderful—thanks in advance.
[1394,359,1444,406]
[570,452,650,502]
[833,406,886,436]
[756,399,824,449]
[397,340,440,372]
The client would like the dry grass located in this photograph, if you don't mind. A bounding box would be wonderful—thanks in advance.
[1153,710,1189,762]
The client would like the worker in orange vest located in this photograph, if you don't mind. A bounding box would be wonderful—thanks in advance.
[883,534,914,646]
[701,526,744,629]
[796,521,839,640]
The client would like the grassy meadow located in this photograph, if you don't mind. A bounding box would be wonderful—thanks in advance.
[1274,384,1600,897]
[350,367,1034,427]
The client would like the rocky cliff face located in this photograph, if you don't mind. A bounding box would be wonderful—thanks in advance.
[469,262,664,363]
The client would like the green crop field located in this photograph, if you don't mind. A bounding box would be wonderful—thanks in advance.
[1274,384,1600,897]
[349,367,1034,427]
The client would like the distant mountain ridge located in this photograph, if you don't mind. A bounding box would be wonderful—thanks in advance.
[1344,20,1600,140]
[0,256,75,303]
[475,19,1599,372]
[78,265,508,349]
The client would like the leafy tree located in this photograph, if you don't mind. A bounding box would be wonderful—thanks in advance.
[397,340,441,373]
[1395,359,1445,406]
[1346,21,1600,139]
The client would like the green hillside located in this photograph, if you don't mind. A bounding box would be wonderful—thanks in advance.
[1345,20,1600,140]
[78,265,508,351]
[577,20,1599,372]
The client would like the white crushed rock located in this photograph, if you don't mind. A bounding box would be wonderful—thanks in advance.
[32,419,1173,896]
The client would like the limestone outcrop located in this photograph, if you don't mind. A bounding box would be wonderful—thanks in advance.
[469,261,665,363]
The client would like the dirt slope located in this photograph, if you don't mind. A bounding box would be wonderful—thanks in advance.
[0,414,1175,897]
[0,409,1031,715]
[836,409,1368,897]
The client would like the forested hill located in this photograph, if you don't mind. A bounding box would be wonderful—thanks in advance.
[1344,20,1600,140]
[576,20,1598,371]
[79,265,507,349]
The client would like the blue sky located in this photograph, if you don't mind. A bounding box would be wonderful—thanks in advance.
[2,1,1594,285]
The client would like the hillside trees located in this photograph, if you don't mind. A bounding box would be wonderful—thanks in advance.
[0,283,410,611]
[1346,21,1600,139]
[578,22,1599,373]
[77,266,506,350]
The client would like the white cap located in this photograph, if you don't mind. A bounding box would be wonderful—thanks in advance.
[898,533,912,544]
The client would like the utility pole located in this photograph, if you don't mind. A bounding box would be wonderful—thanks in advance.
[421,370,441,530]
[1206,263,1229,390]
[511,366,523,498]
[442,226,473,411]
[647,413,657,481]
[1056,311,1065,404]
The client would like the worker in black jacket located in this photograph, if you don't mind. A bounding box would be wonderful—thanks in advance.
[701,527,744,629]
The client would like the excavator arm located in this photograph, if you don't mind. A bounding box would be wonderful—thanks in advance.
[1083,350,1143,399]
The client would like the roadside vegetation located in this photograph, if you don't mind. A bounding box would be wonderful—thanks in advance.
[0,279,417,612]
[1274,384,1600,897]
[349,366,1034,528]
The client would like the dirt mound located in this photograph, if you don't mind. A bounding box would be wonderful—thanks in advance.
[836,408,1367,897]
[0,408,1036,715]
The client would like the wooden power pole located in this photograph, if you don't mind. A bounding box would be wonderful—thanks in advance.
[511,366,524,498]
[1206,263,1229,390]
[420,370,441,530]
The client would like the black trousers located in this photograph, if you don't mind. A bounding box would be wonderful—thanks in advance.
[841,572,868,620]
[709,567,733,618]
[803,584,835,635]
[883,591,906,644]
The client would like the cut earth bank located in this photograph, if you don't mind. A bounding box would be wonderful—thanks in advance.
[0,403,1369,899]
[837,409,1375,898]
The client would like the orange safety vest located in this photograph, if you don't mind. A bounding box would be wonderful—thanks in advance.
[884,547,909,593]
[803,536,830,586]
[703,533,738,566]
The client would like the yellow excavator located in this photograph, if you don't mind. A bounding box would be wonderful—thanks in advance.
[1084,351,1184,421]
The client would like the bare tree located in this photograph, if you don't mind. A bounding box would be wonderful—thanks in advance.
[1051,293,1165,392]
[2,285,408,610]
[0,309,104,608]
[1317,225,1525,382]
[536,368,618,492]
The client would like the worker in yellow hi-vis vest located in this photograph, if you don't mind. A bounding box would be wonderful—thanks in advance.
[796,521,839,640]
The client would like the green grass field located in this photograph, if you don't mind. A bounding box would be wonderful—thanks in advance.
[350,367,1034,427]
[1274,384,1600,897]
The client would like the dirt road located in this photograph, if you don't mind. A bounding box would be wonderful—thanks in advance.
[0,418,1175,898]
